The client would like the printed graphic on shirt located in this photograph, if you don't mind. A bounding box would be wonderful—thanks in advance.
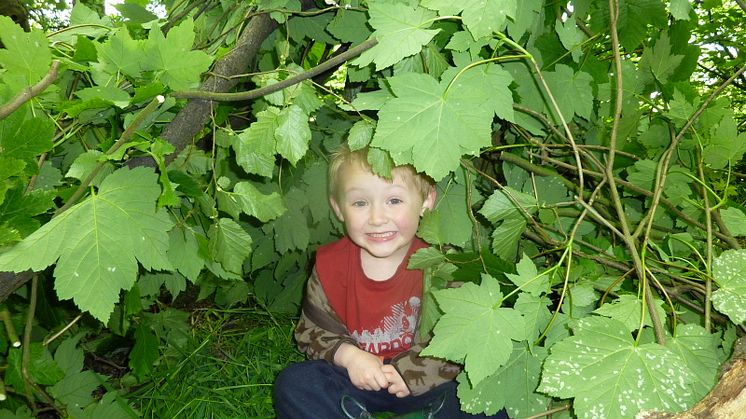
[351,296,421,356]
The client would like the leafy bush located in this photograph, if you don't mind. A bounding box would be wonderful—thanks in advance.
[0,1,744,418]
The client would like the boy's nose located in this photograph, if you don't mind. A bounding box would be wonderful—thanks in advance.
[368,205,387,225]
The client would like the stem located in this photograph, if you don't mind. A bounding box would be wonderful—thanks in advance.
[607,0,667,344]
[20,276,61,415]
[0,308,20,347]
[172,39,378,101]
[498,34,585,197]
[698,152,714,333]
[0,60,61,120]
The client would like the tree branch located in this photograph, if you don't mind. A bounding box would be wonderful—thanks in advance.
[171,38,378,102]
[128,0,317,168]
[0,60,60,120]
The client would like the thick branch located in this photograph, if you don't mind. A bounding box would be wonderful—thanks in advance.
[0,60,60,120]
[0,271,33,303]
[128,1,317,168]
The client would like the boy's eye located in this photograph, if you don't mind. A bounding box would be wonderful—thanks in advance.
[388,198,403,205]
[351,200,367,207]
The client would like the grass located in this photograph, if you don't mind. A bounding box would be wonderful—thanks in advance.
[130,306,303,418]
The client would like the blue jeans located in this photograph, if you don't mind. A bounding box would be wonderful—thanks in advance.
[274,360,509,419]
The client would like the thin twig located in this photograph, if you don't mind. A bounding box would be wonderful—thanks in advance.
[0,60,61,120]
[43,313,84,346]
[172,38,378,101]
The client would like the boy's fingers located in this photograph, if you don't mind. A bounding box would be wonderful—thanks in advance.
[375,372,389,389]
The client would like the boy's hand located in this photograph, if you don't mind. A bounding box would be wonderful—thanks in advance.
[382,364,411,398]
[334,343,389,391]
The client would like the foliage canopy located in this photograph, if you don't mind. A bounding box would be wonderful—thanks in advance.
[0,0,745,417]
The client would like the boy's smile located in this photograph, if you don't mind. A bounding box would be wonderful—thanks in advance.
[330,162,435,280]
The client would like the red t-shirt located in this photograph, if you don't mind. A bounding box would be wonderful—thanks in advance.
[315,236,427,359]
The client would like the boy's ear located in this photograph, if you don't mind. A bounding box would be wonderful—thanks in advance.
[330,198,344,221]
[420,188,437,216]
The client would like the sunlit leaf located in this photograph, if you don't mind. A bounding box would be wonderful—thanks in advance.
[539,316,696,418]
[712,249,746,324]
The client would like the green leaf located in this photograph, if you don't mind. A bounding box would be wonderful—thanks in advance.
[167,226,204,281]
[269,188,310,253]
[353,2,440,71]
[544,64,594,122]
[507,0,542,40]
[490,217,526,261]
[66,150,114,187]
[458,344,550,417]
[327,8,371,44]
[506,254,551,296]
[0,113,55,164]
[408,247,446,269]
[666,324,720,400]
[593,294,667,332]
[275,105,311,166]
[143,18,213,90]
[208,218,253,274]
[366,147,394,179]
[640,32,684,84]
[217,181,286,222]
[591,0,667,52]
[479,187,538,223]
[76,85,131,108]
[115,2,158,23]
[93,27,146,80]
[423,0,516,40]
[0,167,174,323]
[234,108,280,178]
[555,18,586,62]
[349,89,394,111]
[49,370,101,409]
[712,249,746,324]
[371,72,495,180]
[703,114,746,170]
[515,292,552,343]
[417,174,477,247]
[0,188,55,238]
[0,16,51,88]
[720,207,746,237]
[347,120,375,151]
[422,275,526,386]
[539,316,696,418]
[287,13,336,44]
[669,0,692,20]
[54,333,85,376]
[78,391,139,419]
[129,325,160,379]
[6,344,64,389]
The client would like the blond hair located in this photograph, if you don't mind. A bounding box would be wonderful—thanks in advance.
[328,145,435,201]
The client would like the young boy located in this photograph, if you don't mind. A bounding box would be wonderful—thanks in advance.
[274,146,507,418]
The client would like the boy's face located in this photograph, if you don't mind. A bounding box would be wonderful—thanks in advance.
[330,162,435,265]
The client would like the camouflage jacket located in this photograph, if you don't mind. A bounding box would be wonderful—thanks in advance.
[294,267,461,396]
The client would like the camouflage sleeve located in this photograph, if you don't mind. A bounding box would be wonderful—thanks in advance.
[294,268,357,363]
[390,331,461,397]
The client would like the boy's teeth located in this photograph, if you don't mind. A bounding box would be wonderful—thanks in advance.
[369,232,394,238]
